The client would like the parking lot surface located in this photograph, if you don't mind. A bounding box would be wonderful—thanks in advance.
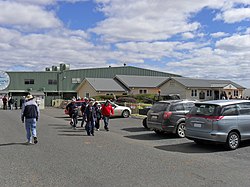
[1,108,250,187]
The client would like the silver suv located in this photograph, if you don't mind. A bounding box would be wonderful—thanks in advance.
[185,100,250,150]
[147,100,196,137]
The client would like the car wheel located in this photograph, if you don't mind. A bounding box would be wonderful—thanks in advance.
[122,110,130,118]
[154,130,165,135]
[226,131,240,150]
[142,117,149,129]
[176,122,185,138]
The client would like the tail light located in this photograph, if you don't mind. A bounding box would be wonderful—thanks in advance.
[163,111,172,119]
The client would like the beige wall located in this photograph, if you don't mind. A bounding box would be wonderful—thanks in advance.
[160,79,187,99]
[129,87,159,95]
[77,81,125,98]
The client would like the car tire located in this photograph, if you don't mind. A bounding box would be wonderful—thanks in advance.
[122,110,130,118]
[176,122,185,138]
[142,117,149,129]
[226,131,240,150]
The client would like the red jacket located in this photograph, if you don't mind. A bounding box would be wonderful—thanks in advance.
[101,104,114,117]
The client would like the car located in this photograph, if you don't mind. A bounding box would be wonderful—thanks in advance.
[97,101,131,118]
[185,99,250,150]
[146,100,196,137]
[64,100,132,118]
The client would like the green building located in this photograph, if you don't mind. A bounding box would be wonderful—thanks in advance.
[1,64,180,107]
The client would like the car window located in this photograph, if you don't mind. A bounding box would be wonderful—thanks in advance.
[237,102,250,115]
[151,102,169,112]
[170,104,184,111]
[189,104,218,116]
[221,105,238,116]
[184,102,195,111]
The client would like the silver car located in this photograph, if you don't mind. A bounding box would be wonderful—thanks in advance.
[185,100,250,150]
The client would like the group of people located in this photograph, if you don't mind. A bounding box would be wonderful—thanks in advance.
[1,95,26,110]
[66,97,114,136]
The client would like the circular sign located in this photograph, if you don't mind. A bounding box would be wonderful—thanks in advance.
[0,71,10,90]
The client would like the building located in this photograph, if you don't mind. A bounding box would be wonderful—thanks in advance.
[159,77,245,100]
[1,64,179,106]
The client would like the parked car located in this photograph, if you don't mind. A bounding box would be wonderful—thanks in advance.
[147,100,196,137]
[64,100,131,118]
[185,100,250,150]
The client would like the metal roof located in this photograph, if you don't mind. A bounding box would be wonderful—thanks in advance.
[114,75,168,88]
[85,78,125,92]
[171,77,245,89]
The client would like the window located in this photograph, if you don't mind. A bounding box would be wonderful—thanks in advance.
[199,91,205,99]
[238,103,250,115]
[170,104,184,111]
[72,78,81,83]
[191,90,197,97]
[139,89,147,94]
[221,105,238,116]
[24,79,34,84]
[234,90,239,97]
[207,90,212,97]
[48,79,57,85]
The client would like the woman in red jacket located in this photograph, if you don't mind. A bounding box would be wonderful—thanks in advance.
[101,100,114,131]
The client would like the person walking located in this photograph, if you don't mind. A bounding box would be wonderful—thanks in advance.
[20,96,25,109]
[80,97,88,128]
[66,98,78,129]
[2,95,7,110]
[21,94,40,145]
[85,101,96,136]
[93,102,102,131]
[8,96,14,110]
[101,100,114,131]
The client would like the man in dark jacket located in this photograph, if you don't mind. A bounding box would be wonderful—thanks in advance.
[21,94,40,145]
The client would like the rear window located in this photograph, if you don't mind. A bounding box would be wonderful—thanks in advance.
[189,104,219,116]
[150,102,169,112]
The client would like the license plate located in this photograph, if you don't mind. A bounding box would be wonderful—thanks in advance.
[151,116,158,120]
[194,123,202,128]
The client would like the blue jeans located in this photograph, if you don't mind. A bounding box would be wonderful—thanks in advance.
[86,121,95,135]
[25,118,37,142]
[103,116,110,128]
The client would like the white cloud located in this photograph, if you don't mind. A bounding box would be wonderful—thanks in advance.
[211,32,230,38]
[182,32,195,39]
[215,8,250,23]
[0,1,61,31]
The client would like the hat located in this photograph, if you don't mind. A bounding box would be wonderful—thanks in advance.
[26,94,34,100]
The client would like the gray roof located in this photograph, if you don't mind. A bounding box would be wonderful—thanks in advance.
[85,78,125,92]
[172,77,245,89]
[114,75,168,88]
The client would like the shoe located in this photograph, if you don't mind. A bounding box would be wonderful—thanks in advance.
[91,134,94,136]
[25,141,32,145]
[33,137,38,144]
[96,128,99,131]
[105,128,109,131]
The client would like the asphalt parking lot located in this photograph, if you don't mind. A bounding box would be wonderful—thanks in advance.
[1,107,250,187]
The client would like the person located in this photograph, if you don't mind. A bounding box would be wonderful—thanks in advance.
[93,102,102,131]
[85,101,96,136]
[101,100,114,131]
[20,96,25,109]
[8,96,14,110]
[21,94,40,145]
[2,95,7,110]
[66,99,78,129]
[80,97,88,128]
[14,98,18,110]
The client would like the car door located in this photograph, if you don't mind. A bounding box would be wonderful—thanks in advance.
[237,102,250,140]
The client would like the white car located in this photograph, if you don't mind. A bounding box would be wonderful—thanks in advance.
[97,101,131,118]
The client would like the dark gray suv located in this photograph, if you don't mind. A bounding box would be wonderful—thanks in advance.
[147,100,196,137]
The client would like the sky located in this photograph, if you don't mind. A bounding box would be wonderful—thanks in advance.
[0,0,250,88]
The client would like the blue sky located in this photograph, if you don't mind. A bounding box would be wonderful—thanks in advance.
[0,0,250,87]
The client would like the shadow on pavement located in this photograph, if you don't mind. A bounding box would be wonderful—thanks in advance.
[58,134,88,137]
[124,133,178,141]
[155,142,227,153]
[121,127,150,132]
[0,142,30,147]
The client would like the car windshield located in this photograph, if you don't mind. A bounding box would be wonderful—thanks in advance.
[151,102,169,112]
[189,104,219,116]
